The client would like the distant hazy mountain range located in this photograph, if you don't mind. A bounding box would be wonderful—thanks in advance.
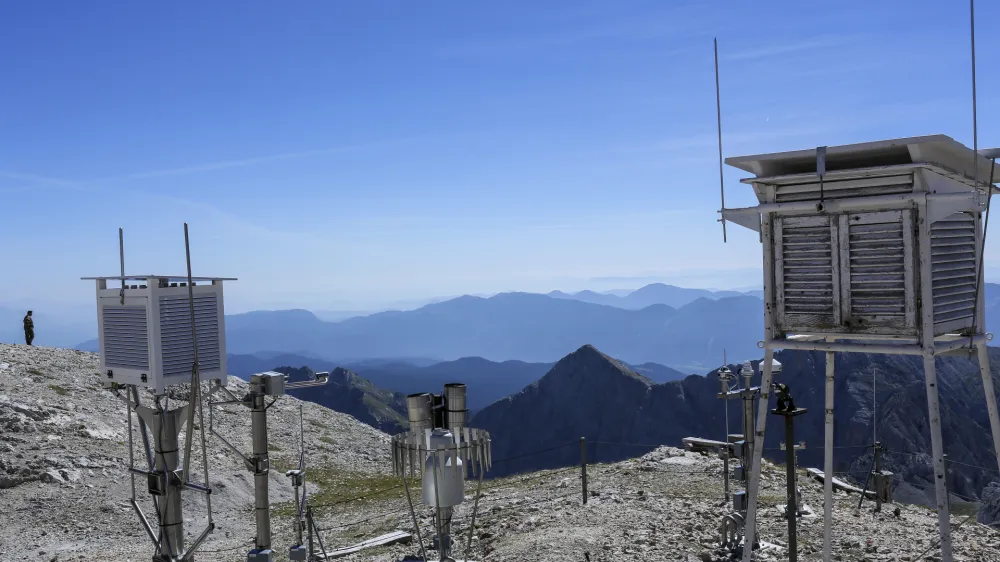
[548,283,763,309]
[63,282,1000,372]
[224,351,686,412]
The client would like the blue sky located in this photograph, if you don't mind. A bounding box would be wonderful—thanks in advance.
[2,0,998,315]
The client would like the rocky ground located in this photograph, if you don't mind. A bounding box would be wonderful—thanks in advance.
[0,343,391,561]
[2,344,1000,562]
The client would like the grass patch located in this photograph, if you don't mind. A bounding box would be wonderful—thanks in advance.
[269,443,281,452]
[28,368,45,377]
[309,419,331,430]
[319,436,335,445]
[47,384,70,396]
[951,501,980,518]
[271,468,418,520]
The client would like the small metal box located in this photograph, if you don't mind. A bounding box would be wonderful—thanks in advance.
[289,545,307,561]
[732,440,746,460]
[247,548,274,562]
[262,373,286,397]
[734,490,747,512]
[734,465,747,482]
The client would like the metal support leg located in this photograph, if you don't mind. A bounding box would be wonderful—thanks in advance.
[135,402,188,561]
[976,342,1000,474]
[741,348,776,562]
[251,392,272,556]
[823,351,834,562]
[922,353,953,562]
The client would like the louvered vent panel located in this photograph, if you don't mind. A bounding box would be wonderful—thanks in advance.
[774,174,912,203]
[781,221,835,319]
[159,294,221,377]
[102,305,150,369]
[931,213,977,325]
[848,221,906,317]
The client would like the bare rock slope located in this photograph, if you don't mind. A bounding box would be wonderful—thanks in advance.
[0,344,391,561]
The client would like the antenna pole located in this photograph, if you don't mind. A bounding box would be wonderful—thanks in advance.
[181,223,201,483]
[119,228,126,305]
[715,38,728,242]
[971,0,978,190]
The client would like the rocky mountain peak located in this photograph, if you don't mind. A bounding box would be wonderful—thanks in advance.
[537,344,653,390]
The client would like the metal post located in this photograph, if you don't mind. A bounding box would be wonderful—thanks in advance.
[918,194,954,562]
[307,507,314,561]
[823,351,835,562]
[136,401,188,560]
[975,342,1000,475]
[581,437,588,505]
[773,406,805,562]
[250,378,272,553]
[874,442,883,513]
[723,447,731,503]
[741,348,776,562]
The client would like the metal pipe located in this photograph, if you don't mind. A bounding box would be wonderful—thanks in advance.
[917,195,955,562]
[782,412,798,562]
[765,338,924,355]
[714,37,727,243]
[181,223,200,484]
[250,388,272,550]
[182,521,215,561]
[401,473,429,562]
[465,463,485,561]
[741,348,776,562]
[823,351,835,562]
[581,437,588,505]
[975,341,1000,476]
[937,334,987,354]
[130,498,160,549]
[181,481,212,494]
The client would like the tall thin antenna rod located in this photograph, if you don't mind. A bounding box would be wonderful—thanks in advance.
[181,223,201,483]
[714,37,728,243]
[970,0,978,190]
[118,228,126,305]
[872,365,877,446]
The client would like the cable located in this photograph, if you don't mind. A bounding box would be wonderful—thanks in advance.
[491,442,575,464]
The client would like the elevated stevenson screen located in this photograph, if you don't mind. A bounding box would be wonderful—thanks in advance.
[723,135,999,339]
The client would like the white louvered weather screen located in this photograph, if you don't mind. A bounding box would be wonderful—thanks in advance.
[101,305,150,369]
[841,210,913,330]
[158,294,222,377]
[776,210,916,334]
[931,212,978,328]
[776,215,838,330]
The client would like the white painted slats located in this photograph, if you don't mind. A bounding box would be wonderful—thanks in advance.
[158,294,222,377]
[776,215,839,329]
[774,174,913,203]
[931,213,977,326]
[101,305,150,369]
[845,213,908,321]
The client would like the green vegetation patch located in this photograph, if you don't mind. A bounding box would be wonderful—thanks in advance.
[271,466,418,519]
[47,384,70,396]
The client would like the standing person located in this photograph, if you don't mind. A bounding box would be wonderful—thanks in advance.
[23,311,34,346]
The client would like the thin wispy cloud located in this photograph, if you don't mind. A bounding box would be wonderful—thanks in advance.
[93,136,427,183]
[437,16,710,58]
[724,35,859,61]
